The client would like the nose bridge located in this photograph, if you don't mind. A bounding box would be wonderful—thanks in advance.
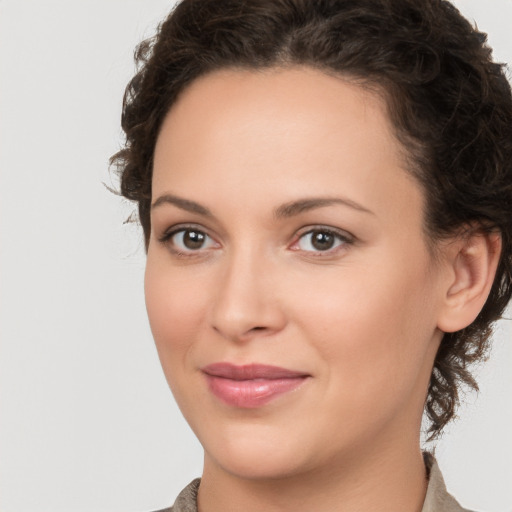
[210,241,284,341]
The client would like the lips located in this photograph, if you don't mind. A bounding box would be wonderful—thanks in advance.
[202,363,309,408]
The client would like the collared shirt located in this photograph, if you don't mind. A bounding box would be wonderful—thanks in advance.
[154,453,471,512]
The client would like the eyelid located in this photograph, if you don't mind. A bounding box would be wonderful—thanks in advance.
[289,225,355,253]
[158,223,220,254]
[159,222,209,239]
[157,223,354,257]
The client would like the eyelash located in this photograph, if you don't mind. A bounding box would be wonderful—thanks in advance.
[158,224,354,258]
[158,224,218,257]
[290,226,354,256]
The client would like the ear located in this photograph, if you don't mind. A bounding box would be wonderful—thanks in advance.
[437,229,502,333]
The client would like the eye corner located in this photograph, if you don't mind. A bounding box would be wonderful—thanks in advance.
[157,224,221,257]
[290,225,355,256]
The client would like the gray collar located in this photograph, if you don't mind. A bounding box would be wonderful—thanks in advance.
[422,452,472,512]
[159,453,470,512]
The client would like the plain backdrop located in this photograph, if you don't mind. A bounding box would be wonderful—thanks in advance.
[0,1,511,511]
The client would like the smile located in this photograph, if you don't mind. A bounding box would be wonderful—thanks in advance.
[201,363,310,408]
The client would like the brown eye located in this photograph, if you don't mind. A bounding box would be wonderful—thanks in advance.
[295,228,350,253]
[182,230,206,249]
[166,228,217,252]
[310,231,335,250]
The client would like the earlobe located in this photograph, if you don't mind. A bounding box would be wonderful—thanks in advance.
[437,230,502,333]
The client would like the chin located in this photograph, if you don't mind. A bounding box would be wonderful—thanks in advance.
[211,447,310,481]
[202,423,318,481]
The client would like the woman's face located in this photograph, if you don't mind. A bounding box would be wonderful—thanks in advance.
[146,67,448,479]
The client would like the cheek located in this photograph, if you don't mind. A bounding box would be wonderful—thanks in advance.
[289,251,437,400]
[144,254,209,370]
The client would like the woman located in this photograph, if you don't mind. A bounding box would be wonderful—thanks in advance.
[112,0,512,510]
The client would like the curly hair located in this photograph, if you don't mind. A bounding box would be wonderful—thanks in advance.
[111,0,512,440]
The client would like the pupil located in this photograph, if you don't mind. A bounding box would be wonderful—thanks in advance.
[184,230,205,249]
[312,231,334,251]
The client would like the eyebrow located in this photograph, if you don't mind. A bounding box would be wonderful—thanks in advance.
[151,193,374,218]
[151,194,213,217]
[274,197,375,218]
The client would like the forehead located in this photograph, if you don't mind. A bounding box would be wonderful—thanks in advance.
[155,67,396,168]
[152,66,422,223]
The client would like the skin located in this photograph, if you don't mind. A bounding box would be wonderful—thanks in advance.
[145,67,500,512]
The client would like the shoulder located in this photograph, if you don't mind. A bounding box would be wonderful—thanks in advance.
[422,452,475,512]
[150,478,201,512]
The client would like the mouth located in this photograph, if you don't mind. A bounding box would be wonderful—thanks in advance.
[201,363,310,408]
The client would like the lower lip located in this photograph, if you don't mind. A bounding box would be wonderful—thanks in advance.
[204,375,308,408]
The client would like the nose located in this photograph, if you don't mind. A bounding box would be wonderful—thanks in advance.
[209,248,287,342]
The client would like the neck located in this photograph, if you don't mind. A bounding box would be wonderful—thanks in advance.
[198,438,428,512]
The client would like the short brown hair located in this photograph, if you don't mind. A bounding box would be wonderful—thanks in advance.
[112,0,512,439]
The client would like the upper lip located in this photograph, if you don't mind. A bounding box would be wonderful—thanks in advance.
[201,363,309,380]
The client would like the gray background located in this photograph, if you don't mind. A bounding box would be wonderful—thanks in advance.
[1,1,511,511]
